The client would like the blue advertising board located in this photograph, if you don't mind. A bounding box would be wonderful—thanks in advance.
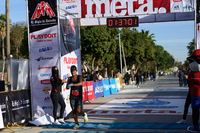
[109,78,117,94]
[93,80,104,98]
[102,79,111,97]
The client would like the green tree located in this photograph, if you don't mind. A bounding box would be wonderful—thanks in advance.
[20,26,29,59]
[10,22,26,58]
[81,26,119,73]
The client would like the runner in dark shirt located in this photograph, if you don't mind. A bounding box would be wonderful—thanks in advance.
[66,65,88,130]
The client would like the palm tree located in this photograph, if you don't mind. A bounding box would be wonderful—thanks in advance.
[0,14,6,59]
[187,38,195,56]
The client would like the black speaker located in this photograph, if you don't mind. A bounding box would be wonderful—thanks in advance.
[0,81,5,91]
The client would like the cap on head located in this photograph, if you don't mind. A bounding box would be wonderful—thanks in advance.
[71,65,77,72]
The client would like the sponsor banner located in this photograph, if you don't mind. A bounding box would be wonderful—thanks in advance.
[86,81,96,100]
[109,79,117,94]
[60,0,81,19]
[171,0,193,12]
[81,0,194,18]
[60,48,81,80]
[102,79,111,97]
[7,90,31,123]
[115,78,120,92]
[82,81,87,102]
[28,0,58,33]
[29,26,60,49]
[87,99,192,115]
[93,81,104,98]
[80,12,194,26]
[28,0,60,119]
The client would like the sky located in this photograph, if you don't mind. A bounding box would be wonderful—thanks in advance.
[0,0,195,63]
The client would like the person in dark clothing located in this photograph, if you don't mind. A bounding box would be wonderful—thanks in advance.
[177,76,191,124]
[183,68,188,87]
[178,70,184,87]
[66,65,88,130]
[153,70,156,81]
[50,66,67,125]
[124,72,130,85]
[134,71,140,88]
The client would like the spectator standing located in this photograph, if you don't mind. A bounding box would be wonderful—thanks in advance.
[134,71,140,88]
[183,68,188,87]
[140,71,144,84]
[150,71,153,81]
[178,70,184,87]
[124,72,130,85]
[50,66,67,125]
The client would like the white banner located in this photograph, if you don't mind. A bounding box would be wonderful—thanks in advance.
[60,0,81,19]
[81,0,194,18]
[60,48,82,116]
[29,22,60,120]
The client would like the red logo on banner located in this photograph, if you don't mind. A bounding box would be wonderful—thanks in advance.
[81,0,170,18]
[41,79,51,85]
[63,57,77,64]
[173,0,182,2]
[31,2,55,20]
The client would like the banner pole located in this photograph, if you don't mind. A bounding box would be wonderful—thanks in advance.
[57,0,62,74]
[25,0,33,121]
[195,0,197,50]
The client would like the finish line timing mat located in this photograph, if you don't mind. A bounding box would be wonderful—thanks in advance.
[86,98,191,115]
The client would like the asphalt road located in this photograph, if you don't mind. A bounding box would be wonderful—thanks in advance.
[1,75,192,133]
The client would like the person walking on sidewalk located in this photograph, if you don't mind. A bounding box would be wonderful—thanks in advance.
[50,66,67,125]
[134,71,140,88]
[66,65,88,130]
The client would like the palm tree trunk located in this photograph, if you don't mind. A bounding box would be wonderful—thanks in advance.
[2,37,4,59]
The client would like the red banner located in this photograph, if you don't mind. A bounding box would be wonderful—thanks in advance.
[82,81,87,102]
[85,81,96,101]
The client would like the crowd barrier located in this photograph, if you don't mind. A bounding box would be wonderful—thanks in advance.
[0,89,31,127]
[82,78,121,102]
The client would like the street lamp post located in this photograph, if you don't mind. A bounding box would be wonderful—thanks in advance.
[119,33,123,77]
[6,0,10,86]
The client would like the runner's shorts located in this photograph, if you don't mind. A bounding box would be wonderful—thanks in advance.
[191,95,200,109]
[70,99,82,108]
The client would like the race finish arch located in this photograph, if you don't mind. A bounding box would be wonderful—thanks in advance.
[27,0,197,120]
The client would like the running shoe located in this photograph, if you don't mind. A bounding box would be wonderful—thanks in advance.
[58,118,65,124]
[176,119,186,124]
[187,126,199,132]
[83,113,88,123]
[53,120,61,125]
[73,124,79,130]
